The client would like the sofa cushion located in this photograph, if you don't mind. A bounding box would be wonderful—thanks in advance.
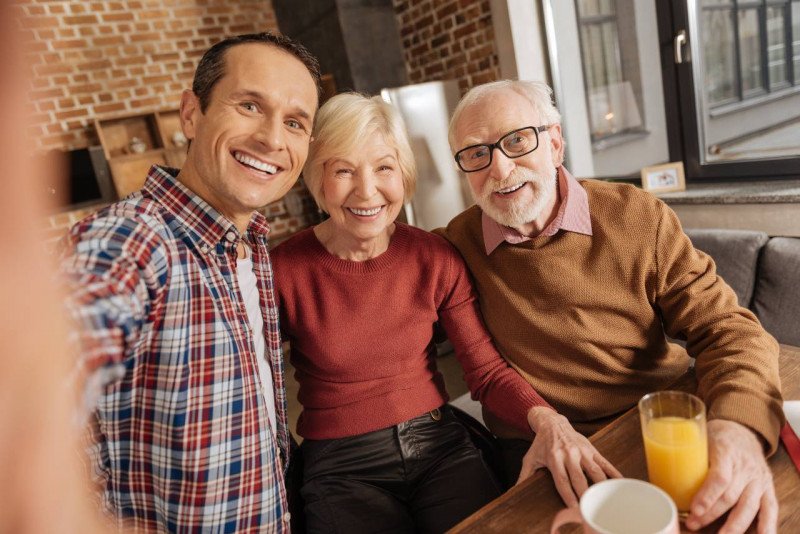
[752,237,800,346]
[450,392,486,427]
[684,228,769,308]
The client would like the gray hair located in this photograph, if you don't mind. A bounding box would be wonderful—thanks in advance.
[448,80,562,149]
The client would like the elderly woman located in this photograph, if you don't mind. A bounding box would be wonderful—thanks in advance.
[272,93,560,532]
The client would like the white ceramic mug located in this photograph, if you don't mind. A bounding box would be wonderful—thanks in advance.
[550,478,678,534]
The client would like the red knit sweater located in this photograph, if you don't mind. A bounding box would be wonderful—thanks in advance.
[271,223,549,440]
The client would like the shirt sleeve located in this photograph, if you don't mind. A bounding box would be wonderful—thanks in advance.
[437,244,552,436]
[653,202,783,454]
[61,213,167,417]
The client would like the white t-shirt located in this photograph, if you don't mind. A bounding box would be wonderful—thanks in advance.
[236,253,277,435]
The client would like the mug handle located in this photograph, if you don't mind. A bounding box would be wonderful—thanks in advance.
[550,507,583,534]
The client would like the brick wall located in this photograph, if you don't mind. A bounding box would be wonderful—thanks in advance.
[17,0,279,152]
[392,0,500,94]
[17,0,322,243]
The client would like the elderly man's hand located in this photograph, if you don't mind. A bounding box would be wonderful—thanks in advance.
[517,407,622,506]
[685,419,777,534]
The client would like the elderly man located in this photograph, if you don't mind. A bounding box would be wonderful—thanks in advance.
[437,80,782,534]
[61,33,319,531]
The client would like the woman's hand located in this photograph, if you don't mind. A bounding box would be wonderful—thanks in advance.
[517,407,622,506]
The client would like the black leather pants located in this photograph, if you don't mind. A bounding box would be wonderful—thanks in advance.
[299,405,501,534]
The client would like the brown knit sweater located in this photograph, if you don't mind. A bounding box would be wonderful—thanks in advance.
[437,178,783,453]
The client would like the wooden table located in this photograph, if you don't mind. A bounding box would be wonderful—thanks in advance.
[450,344,800,533]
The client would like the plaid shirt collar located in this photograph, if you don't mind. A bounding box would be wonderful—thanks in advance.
[143,165,271,250]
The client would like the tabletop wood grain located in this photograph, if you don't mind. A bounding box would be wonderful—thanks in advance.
[450,345,800,534]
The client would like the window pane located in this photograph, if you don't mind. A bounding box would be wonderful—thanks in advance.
[577,0,600,17]
[577,4,636,139]
[581,24,606,89]
[767,6,788,86]
[602,21,622,85]
[599,0,615,16]
[738,8,764,94]
[691,0,800,165]
[703,8,737,104]
[793,2,800,78]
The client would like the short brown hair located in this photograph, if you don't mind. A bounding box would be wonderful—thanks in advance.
[192,32,322,112]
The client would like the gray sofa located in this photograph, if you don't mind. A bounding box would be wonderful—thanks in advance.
[685,229,800,346]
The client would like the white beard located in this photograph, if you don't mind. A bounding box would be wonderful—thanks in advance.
[472,165,557,230]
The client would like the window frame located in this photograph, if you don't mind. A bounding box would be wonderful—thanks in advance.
[658,0,800,181]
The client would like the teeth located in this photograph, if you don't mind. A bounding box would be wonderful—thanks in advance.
[496,183,525,194]
[234,151,277,174]
[349,206,381,216]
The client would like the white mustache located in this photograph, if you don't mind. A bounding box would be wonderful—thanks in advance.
[483,168,542,196]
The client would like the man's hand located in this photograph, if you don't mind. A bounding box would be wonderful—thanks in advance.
[518,407,622,506]
[685,419,777,534]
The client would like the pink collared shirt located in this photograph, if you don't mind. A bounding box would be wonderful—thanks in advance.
[482,166,592,255]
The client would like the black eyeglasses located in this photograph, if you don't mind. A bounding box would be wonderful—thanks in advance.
[454,125,550,173]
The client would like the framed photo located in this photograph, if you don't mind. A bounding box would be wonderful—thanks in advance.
[640,162,686,194]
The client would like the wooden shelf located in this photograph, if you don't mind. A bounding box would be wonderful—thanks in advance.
[108,148,165,162]
[95,109,188,199]
[156,110,185,150]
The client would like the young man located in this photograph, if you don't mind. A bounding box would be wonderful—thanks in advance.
[438,80,782,534]
[62,33,320,531]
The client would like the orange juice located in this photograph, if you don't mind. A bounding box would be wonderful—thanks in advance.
[643,416,708,512]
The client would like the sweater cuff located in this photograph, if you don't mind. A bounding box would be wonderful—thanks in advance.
[707,391,785,456]
[489,388,553,438]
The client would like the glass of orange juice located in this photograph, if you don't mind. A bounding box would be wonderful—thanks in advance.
[638,391,708,515]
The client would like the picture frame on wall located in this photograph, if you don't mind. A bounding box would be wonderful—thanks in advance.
[640,161,686,194]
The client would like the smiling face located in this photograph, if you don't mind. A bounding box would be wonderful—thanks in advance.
[177,43,318,231]
[453,88,564,235]
[320,132,406,252]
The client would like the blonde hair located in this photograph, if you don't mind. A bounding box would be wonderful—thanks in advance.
[304,92,417,212]
[448,80,562,149]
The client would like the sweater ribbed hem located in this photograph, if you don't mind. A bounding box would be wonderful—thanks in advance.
[297,381,447,440]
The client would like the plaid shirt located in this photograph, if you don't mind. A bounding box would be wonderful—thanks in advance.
[62,166,290,532]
